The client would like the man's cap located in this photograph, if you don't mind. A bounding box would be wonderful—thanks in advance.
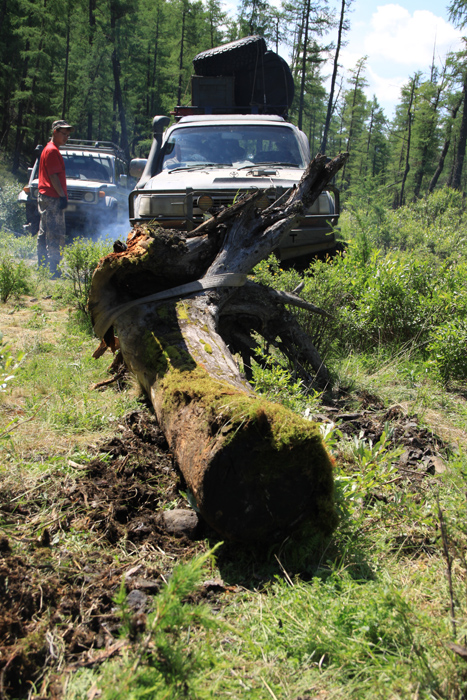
[52,119,73,132]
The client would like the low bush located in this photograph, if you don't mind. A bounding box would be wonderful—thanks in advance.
[427,318,467,384]
[251,348,322,414]
[59,237,113,314]
[341,185,467,258]
[0,253,32,302]
[254,207,467,386]
[0,179,26,235]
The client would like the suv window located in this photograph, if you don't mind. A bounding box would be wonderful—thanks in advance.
[31,152,114,182]
[62,153,113,182]
[161,125,305,171]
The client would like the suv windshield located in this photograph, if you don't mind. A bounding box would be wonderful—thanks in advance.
[31,152,114,182]
[161,125,306,170]
[62,153,113,182]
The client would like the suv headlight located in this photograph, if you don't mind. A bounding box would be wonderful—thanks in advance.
[139,195,185,217]
[84,192,96,202]
[306,192,334,215]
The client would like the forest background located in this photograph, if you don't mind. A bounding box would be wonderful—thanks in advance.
[2,0,467,206]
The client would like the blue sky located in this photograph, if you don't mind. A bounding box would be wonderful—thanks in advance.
[342,0,464,116]
[223,0,464,118]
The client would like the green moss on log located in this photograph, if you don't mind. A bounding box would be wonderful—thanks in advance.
[159,366,337,539]
[199,339,213,354]
[140,330,194,375]
[159,366,332,464]
[176,301,189,321]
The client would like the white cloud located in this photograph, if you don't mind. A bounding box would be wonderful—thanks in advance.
[334,51,408,117]
[336,3,464,117]
[364,4,463,66]
[366,65,407,104]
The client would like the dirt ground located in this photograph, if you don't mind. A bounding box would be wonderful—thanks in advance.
[0,410,209,699]
[0,393,452,699]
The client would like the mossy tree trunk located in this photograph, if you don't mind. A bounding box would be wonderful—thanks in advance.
[89,153,347,542]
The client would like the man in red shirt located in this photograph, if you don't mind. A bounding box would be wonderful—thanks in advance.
[37,119,73,276]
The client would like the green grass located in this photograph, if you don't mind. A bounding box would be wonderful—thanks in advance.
[58,410,467,700]
[63,471,467,699]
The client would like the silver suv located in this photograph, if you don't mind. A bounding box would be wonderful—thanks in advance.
[18,140,132,237]
[129,114,339,264]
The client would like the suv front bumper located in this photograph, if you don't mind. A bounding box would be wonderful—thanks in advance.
[129,186,339,259]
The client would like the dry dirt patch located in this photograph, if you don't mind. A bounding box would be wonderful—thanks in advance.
[0,410,208,699]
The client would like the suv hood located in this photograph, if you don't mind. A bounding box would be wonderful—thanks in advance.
[145,164,304,191]
[28,177,115,190]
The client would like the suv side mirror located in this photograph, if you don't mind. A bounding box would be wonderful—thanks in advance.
[130,159,147,178]
[118,174,128,187]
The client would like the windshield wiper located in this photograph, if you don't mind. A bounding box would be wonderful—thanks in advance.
[168,163,231,172]
[236,162,301,171]
[257,162,301,168]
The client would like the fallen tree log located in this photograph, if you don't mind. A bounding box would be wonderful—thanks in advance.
[89,153,348,542]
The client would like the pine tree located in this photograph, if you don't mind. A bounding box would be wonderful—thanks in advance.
[411,74,446,199]
[321,0,352,153]
[338,56,369,192]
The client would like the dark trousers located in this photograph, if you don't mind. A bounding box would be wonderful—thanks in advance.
[37,194,65,273]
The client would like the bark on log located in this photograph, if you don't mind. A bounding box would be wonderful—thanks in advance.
[89,153,348,542]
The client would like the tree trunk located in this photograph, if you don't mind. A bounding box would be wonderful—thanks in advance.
[177,3,187,107]
[297,0,310,132]
[89,153,348,542]
[412,76,444,200]
[399,77,416,207]
[340,56,366,189]
[321,0,349,153]
[450,70,467,190]
[428,98,462,192]
[110,5,130,159]
[62,14,71,119]
[149,8,161,117]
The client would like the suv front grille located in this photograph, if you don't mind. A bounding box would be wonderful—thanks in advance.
[68,190,87,202]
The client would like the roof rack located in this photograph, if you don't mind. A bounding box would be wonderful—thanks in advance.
[64,139,127,160]
[172,105,289,121]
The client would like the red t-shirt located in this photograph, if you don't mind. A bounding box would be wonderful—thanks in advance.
[38,141,67,198]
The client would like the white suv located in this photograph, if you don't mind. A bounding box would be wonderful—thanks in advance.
[19,140,132,237]
[129,114,339,265]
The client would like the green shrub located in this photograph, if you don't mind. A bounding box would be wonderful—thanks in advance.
[341,186,467,258]
[0,253,32,302]
[251,349,322,414]
[344,252,436,344]
[59,237,112,313]
[254,243,467,382]
[427,318,467,383]
[0,229,36,260]
[0,179,26,234]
